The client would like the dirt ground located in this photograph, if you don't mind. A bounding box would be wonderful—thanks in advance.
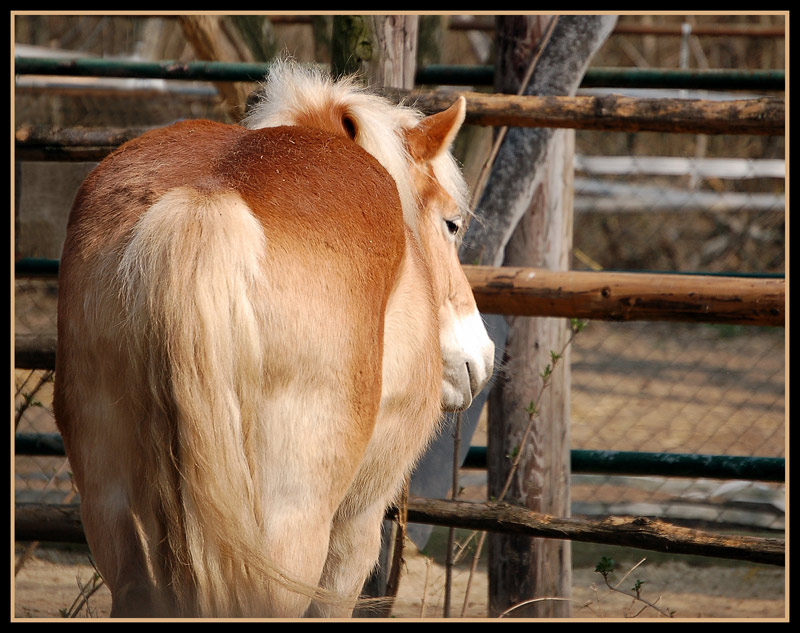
[12,538,786,620]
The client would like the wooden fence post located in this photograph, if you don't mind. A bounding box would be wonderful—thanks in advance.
[477,15,617,618]
[331,15,418,90]
[487,17,573,618]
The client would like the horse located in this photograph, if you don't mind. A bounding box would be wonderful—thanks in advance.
[53,60,494,618]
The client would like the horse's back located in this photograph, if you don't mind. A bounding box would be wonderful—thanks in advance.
[65,119,404,263]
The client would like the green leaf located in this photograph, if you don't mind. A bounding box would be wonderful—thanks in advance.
[570,318,588,333]
[595,556,615,576]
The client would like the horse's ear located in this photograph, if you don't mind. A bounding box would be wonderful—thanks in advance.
[405,96,466,162]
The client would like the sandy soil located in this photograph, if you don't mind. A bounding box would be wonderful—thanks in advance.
[13,540,786,621]
[391,542,786,620]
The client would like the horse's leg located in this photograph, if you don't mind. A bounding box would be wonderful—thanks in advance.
[78,475,173,617]
[305,306,444,618]
[245,387,378,618]
[101,522,164,617]
[57,371,174,617]
[252,504,335,617]
[305,501,388,618]
[73,456,178,616]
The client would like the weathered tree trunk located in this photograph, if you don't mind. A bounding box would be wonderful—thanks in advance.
[331,15,418,90]
[311,16,333,63]
[460,16,618,268]
[365,15,418,89]
[228,15,277,63]
[330,15,374,78]
[487,127,574,618]
[478,15,617,618]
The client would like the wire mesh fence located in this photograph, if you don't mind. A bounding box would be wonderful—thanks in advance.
[564,121,784,534]
[568,320,784,531]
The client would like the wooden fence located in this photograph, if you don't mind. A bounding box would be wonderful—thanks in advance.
[13,54,786,571]
[13,261,786,567]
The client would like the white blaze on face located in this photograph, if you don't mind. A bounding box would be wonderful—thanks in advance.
[440,305,494,412]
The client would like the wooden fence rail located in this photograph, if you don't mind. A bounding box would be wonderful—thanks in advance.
[404,498,785,567]
[465,267,785,327]
[14,499,785,567]
[14,262,786,326]
[406,91,784,136]
[13,267,785,370]
[13,92,784,161]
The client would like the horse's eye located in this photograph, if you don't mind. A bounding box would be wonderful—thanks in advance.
[445,218,461,236]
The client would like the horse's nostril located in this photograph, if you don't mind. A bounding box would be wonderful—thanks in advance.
[465,361,479,396]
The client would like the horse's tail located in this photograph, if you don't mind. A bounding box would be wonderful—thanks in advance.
[118,187,334,616]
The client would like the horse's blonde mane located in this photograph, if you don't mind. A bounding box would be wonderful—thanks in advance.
[242,59,469,232]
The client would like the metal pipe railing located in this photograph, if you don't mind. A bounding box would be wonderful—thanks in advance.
[14,56,786,92]
[15,432,784,482]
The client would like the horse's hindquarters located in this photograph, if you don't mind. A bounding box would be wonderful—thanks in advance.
[54,121,413,617]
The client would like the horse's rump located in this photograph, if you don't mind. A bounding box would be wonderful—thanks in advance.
[56,122,407,616]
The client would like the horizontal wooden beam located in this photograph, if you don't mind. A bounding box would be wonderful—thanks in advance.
[12,269,785,370]
[404,497,785,567]
[15,503,86,545]
[15,500,785,567]
[14,124,152,161]
[15,333,56,370]
[406,91,784,136]
[463,266,785,327]
[14,92,785,162]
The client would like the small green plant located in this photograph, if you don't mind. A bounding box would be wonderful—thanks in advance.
[593,556,675,618]
[595,556,615,578]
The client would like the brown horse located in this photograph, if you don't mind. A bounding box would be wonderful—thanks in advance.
[54,60,493,618]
